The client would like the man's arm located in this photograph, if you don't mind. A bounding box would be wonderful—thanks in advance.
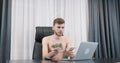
[42,37,48,59]
[66,37,75,58]
[66,37,72,50]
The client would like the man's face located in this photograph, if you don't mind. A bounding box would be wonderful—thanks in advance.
[52,23,65,36]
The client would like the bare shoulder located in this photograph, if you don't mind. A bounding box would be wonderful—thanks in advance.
[42,35,52,40]
[62,36,71,41]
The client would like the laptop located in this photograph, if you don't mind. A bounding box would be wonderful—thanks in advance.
[61,42,98,60]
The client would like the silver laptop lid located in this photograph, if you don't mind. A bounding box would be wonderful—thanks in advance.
[75,42,98,60]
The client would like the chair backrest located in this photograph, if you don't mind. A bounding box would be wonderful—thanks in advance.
[32,26,54,60]
[35,27,54,43]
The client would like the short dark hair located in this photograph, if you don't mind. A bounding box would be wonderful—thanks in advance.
[53,18,65,26]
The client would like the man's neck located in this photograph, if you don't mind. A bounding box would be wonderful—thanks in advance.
[53,34,61,40]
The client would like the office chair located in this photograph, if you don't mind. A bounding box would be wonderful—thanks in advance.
[32,27,54,60]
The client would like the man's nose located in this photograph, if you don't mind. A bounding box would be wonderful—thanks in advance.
[59,28,63,31]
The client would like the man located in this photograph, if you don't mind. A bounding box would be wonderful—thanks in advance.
[42,18,75,61]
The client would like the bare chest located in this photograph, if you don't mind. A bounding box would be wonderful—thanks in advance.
[48,38,67,51]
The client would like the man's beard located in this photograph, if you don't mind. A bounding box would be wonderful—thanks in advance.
[55,32,63,37]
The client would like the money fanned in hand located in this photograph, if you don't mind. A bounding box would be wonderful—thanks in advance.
[52,44,57,48]
[69,47,74,51]
[52,43,63,49]
[58,43,63,49]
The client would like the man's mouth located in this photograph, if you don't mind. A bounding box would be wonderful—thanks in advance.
[58,32,62,34]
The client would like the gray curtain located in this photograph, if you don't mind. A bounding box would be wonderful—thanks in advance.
[0,0,11,62]
[88,0,120,59]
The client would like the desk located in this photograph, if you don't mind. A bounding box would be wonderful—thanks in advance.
[8,59,120,63]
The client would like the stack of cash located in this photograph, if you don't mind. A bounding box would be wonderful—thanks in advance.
[52,43,63,49]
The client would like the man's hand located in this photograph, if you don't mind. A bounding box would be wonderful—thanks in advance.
[51,52,64,61]
[54,47,64,53]
[46,51,57,58]
[64,51,75,59]
[67,51,75,59]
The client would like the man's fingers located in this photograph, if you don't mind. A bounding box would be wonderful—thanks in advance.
[51,52,63,61]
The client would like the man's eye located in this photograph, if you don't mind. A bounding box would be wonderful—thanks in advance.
[58,27,60,28]
[62,27,64,29]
